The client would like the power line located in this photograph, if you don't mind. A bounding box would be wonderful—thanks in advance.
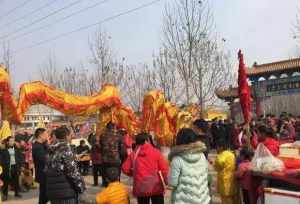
[1,0,59,28]
[0,0,34,20]
[8,0,111,42]
[0,0,83,40]
[13,0,161,55]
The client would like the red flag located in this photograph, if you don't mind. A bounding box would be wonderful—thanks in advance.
[238,50,251,123]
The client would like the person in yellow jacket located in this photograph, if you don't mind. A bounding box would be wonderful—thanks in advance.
[214,140,239,204]
[96,167,129,204]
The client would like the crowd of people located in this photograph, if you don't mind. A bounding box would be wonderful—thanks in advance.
[0,112,299,204]
[209,112,299,151]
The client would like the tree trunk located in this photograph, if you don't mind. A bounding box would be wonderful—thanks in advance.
[185,80,190,104]
[198,64,204,117]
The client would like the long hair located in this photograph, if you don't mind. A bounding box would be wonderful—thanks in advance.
[176,128,197,145]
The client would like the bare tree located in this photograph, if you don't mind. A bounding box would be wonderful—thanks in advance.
[295,7,300,39]
[39,54,60,86]
[293,8,300,56]
[153,49,182,102]
[89,28,124,85]
[163,0,212,104]
[1,41,13,73]
[123,64,157,111]
[162,0,233,113]
[40,55,99,95]
[77,64,97,95]
[89,28,112,82]
[40,28,125,97]
[192,38,233,113]
[61,66,77,94]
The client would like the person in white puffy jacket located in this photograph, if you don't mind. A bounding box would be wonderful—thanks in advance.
[168,128,210,204]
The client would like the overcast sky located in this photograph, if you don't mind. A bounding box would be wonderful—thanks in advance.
[0,0,299,87]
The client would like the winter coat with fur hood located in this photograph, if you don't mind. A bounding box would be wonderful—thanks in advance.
[168,141,210,204]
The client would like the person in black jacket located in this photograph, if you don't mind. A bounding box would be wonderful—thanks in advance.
[91,136,102,186]
[0,136,24,201]
[211,119,227,149]
[76,140,90,175]
[100,122,125,187]
[45,126,85,204]
[32,128,49,204]
[210,119,219,149]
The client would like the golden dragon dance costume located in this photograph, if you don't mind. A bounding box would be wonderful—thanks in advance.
[0,65,199,147]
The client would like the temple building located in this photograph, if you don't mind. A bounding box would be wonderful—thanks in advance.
[216,57,300,120]
[22,104,66,128]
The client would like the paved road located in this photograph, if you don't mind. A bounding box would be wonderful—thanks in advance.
[5,153,221,204]
[5,176,97,204]
[5,175,220,204]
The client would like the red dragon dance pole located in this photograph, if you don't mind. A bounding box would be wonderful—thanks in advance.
[238,50,252,148]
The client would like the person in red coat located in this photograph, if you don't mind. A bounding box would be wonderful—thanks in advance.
[257,125,280,156]
[122,133,169,204]
[280,119,296,142]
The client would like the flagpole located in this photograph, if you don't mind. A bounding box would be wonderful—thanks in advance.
[238,50,252,149]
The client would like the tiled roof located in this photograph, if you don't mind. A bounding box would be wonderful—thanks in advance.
[217,58,300,99]
[246,58,300,76]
